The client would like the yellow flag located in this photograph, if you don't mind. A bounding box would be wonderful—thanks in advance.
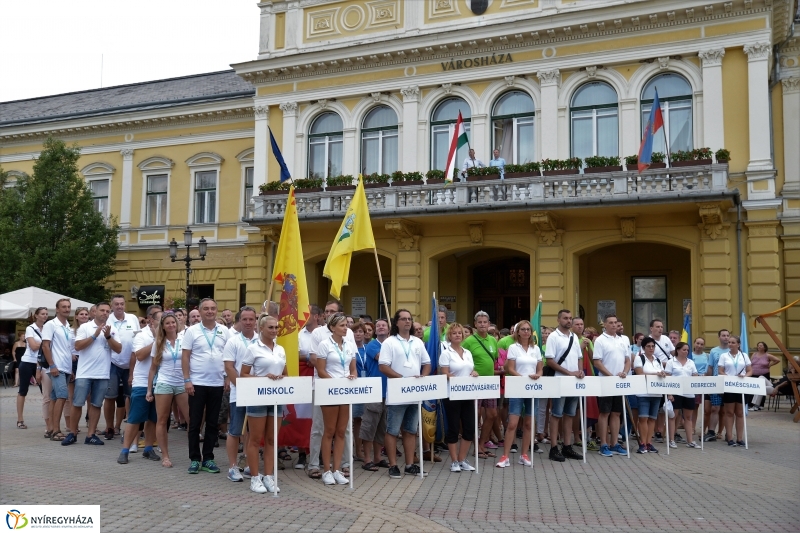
[272,186,310,376]
[323,176,376,298]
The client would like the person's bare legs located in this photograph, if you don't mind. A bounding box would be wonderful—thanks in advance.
[332,405,348,473]
[733,404,744,441]
[103,398,115,434]
[384,433,399,466]
[609,412,621,448]
[155,395,174,466]
[321,405,339,473]
[478,407,497,452]
[264,415,282,476]
[401,430,416,468]
[353,418,363,460]
[597,412,610,447]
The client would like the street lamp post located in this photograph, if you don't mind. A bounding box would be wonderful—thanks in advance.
[169,227,207,302]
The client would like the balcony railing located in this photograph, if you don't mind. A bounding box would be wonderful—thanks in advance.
[250,164,729,222]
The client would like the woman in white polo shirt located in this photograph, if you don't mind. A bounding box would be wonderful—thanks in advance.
[439,323,478,473]
[315,313,357,486]
[718,336,752,447]
[633,337,667,454]
[665,342,700,448]
[16,307,48,431]
[497,320,543,468]
[240,314,288,494]
[146,313,189,468]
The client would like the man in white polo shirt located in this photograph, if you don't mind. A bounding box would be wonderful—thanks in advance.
[182,297,230,474]
[545,309,584,462]
[379,309,431,479]
[649,319,674,442]
[592,314,630,457]
[102,294,140,441]
[63,301,121,446]
[41,298,74,442]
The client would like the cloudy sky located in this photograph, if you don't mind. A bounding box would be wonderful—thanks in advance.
[0,0,258,102]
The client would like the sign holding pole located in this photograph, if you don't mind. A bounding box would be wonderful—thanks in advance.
[600,376,646,459]
[560,376,602,463]
[449,376,500,473]
[683,376,724,452]
[722,376,764,450]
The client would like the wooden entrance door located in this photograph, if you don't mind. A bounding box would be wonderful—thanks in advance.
[473,257,530,329]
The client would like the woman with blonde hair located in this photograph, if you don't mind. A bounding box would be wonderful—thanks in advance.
[241,313,288,493]
[439,322,478,472]
[146,312,190,467]
[17,307,48,431]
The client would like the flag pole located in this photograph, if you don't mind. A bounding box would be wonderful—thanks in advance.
[374,248,391,323]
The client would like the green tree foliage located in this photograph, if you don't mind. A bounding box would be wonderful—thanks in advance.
[0,137,119,301]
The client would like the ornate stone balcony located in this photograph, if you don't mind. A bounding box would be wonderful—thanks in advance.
[248,164,731,223]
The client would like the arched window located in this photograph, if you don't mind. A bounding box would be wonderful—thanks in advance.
[361,106,398,175]
[491,91,535,163]
[641,73,693,153]
[570,82,619,160]
[308,112,343,179]
[430,97,471,171]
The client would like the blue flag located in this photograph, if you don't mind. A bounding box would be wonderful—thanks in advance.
[425,294,440,374]
[269,127,292,182]
[739,312,749,356]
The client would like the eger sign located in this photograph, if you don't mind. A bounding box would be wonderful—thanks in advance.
[441,53,513,71]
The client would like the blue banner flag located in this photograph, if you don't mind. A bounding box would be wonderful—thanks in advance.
[269,127,292,182]
[425,294,440,374]
[740,312,749,356]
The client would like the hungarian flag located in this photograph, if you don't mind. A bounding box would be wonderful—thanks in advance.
[444,111,468,183]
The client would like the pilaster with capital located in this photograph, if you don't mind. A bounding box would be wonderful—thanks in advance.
[537,70,560,159]
[279,101,298,179]
[386,219,421,316]
[119,149,134,228]
[401,86,420,172]
[781,233,800,348]
[699,48,726,150]
[258,2,275,57]
[530,211,564,321]
[746,221,783,339]
[781,77,800,212]
[697,203,733,335]
[744,43,773,174]
[253,102,270,191]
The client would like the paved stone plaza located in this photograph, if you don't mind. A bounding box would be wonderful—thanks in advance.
[1,387,797,533]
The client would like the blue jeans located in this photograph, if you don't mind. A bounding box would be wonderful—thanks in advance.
[386,404,418,436]
[508,397,538,418]
[551,396,579,418]
[637,396,661,419]
[73,378,109,408]
[49,372,70,400]
[228,402,247,437]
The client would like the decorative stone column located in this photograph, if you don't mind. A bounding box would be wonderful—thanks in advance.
[342,127,357,177]
[536,70,560,160]
[697,203,733,338]
[119,149,134,229]
[258,2,275,57]
[782,234,800,349]
[284,1,301,51]
[279,101,298,178]
[698,48,725,150]
[401,86,420,173]
[781,77,800,216]
[253,103,269,189]
[530,212,564,322]
[743,43,776,202]
[385,219,420,317]
[746,221,784,341]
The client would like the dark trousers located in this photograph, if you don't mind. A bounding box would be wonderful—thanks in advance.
[188,385,224,463]
[443,398,475,444]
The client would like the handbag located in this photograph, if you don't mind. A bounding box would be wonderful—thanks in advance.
[543,334,574,377]
[32,328,47,367]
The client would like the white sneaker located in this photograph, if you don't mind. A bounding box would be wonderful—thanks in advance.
[669,440,677,449]
[262,474,277,493]
[518,454,532,467]
[495,456,510,468]
[242,466,252,479]
[450,461,461,472]
[129,442,138,453]
[227,466,243,482]
[322,470,335,485]
[458,460,476,471]
[333,470,348,485]
[250,476,267,494]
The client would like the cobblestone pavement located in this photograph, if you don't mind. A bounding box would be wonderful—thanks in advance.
[1,387,798,532]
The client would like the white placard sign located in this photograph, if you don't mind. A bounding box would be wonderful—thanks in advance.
[448,376,501,400]
[314,377,382,406]
[504,376,562,398]
[599,375,647,396]
[559,376,602,396]
[236,377,313,407]
[723,376,766,395]
[683,376,724,394]
[386,375,448,405]
[351,296,367,316]
[645,376,684,395]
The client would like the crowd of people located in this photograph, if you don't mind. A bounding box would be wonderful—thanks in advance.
[10,296,792,495]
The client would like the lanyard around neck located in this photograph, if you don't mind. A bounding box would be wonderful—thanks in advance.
[166,339,181,362]
[396,335,412,361]
[201,326,218,351]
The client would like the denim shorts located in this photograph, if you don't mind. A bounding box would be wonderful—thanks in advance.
[73,378,109,408]
[153,382,186,395]
[49,372,70,400]
[246,404,284,418]
[352,403,365,418]
[228,402,247,437]
[551,396,579,418]
[127,386,158,424]
[627,394,639,409]
[508,397,537,418]
[386,403,418,436]
[637,396,661,419]
[105,364,130,399]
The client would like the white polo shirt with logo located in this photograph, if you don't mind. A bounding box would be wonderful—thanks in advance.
[75,320,117,379]
[651,334,675,365]
[109,313,140,369]
[183,322,231,387]
[592,332,630,377]
[130,326,156,388]
[42,317,74,374]
[544,328,582,377]
[222,331,258,403]
[379,334,430,377]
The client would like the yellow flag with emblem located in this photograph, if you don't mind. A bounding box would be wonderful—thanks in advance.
[272,186,310,376]
[323,176,376,298]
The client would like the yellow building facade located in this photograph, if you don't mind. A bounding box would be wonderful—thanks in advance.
[1,0,798,361]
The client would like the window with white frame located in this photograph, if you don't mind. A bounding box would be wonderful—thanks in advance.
[641,73,693,153]
[243,167,254,216]
[570,82,619,160]
[308,112,343,179]
[430,97,471,172]
[88,179,110,218]
[194,170,217,224]
[361,106,398,175]
[491,91,535,164]
[145,174,168,227]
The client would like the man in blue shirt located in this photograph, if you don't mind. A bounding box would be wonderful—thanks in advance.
[489,149,506,179]
[704,329,730,442]
[360,318,390,470]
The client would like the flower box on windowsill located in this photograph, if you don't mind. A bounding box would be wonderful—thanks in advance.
[426,179,447,185]
[466,174,500,182]
[294,187,324,194]
[670,159,713,167]
[260,190,289,196]
[583,165,623,174]
[363,182,390,189]
[325,185,356,191]
[542,169,580,176]
[503,172,537,180]
[393,180,425,186]
[647,163,667,169]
